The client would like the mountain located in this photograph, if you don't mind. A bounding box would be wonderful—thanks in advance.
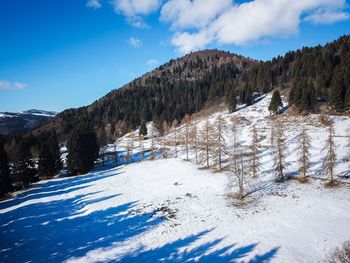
[0,109,56,136]
[33,35,350,140]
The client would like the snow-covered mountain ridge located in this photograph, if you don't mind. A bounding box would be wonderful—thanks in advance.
[0,109,56,135]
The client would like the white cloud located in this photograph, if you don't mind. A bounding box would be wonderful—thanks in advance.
[146,59,160,66]
[86,0,102,9]
[112,0,161,16]
[165,0,349,54]
[160,0,231,29]
[128,37,143,47]
[0,80,27,90]
[305,9,350,24]
[112,0,162,28]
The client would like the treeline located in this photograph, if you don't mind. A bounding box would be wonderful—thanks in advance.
[236,35,350,112]
[0,131,61,196]
[0,123,100,197]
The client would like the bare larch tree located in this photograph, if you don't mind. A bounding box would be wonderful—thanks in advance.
[230,115,240,173]
[212,115,228,171]
[183,114,191,161]
[198,118,212,168]
[298,126,311,181]
[323,123,336,184]
[273,121,286,182]
[171,119,179,158]
[250,124,261,178]
[190,120,199,164]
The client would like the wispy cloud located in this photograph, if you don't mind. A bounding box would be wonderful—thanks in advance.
[112,0,162,28]
[128,37,143,47]
[0,80,27,90]
[146,59,159,66]
[86,0,102,9]
[305,9,350,24]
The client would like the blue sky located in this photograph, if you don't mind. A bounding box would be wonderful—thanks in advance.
[0,0,349,112]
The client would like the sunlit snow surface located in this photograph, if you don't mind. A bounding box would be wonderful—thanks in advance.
[1,94,349,262]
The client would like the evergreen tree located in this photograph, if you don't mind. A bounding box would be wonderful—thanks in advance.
[38,131,62,178]
[67,123,99,175]
[11,139,37,189]
[139,120,148,137]
[0,140,12,196]
[269,90,283,114]
[245,87,253,106]
[330,67,346,111]
[227,88,237,112]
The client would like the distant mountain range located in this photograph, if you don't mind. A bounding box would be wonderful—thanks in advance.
[0,109,57,136]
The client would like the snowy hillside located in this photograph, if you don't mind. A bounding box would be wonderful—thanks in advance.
[1,94,349,262]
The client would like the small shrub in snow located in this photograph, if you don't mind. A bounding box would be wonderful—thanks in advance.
[325,241,350,263]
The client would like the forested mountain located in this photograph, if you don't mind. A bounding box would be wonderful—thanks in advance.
[35,35,350,141]
[0,110,56,136]
[42,50,257,140]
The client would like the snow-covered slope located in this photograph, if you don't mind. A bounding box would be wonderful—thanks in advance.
[1,94,349,262]
[0,159,349,262]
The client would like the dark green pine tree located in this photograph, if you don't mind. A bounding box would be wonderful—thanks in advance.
[67,123,99,175]
[38,131,62,178]
[245,86,253,106]
[139,120,148,136]
[345,87,350,110]
[227,88,237,112]
[300,82,317,112]
[11,139,37,189]
[50,131,63,173]
[330,67,346,111]
[0,140,12,196]
[269,90,283,114]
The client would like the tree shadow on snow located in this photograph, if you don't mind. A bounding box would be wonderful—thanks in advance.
[119,229,279,263]
[0,160,280,263]
[0,191,161,263]
[0,167,123,211]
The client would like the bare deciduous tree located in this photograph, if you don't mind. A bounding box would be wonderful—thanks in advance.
[191,120,199,164]
[212,115,228,171]
[124,140,133,164]
[323,123,336,184]
[298,126,311,182]
[183,114,191,161]
[150,122,159,160]
[198,118,212,168]
[273,121,286,182]
[250,124,261,177]
[171,119,179,158]
[230,115,240,173]
[229,147,248,200]
[161,122,170,159]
